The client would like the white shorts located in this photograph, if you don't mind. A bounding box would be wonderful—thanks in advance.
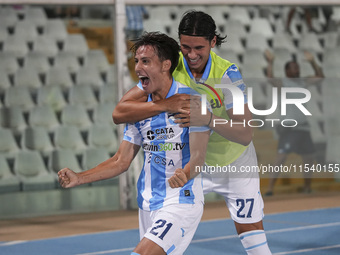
[139,202,203,255]
[203,142,264,224]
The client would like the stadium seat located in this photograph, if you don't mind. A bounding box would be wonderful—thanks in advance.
[75,65,105,89]
[0,154,21,193]
[323,48,340,67]
[92,102,116,128]
[206,6,230,33]
[214,48,241,67]
[45,66,74,91]
[21,126,54,157]
[323,32,340,49]
[0,25,9,45]
[87,124,119,154]
[13,66,42,92]
[23,6,47,29]
[298,32,323,54]
[60,105,92,132]
[224,19,247,40]
[68,85,98,110]
[0,8,18,29]
[242,49,267,69]
[228,7,251,26]
[63,34,89,58]
[105,65,117,86]
[0,106,27,137]
[224,35,245,55]
[272,33,297,53]
[4,86,35,112]
[36,86,67,112]
[0,68,11,92]
[13,150,56,191]
[2,35,29,59]
[44,19,68,43]
[0,52,20,75]
[84,49,111,74]
[99,84,118,104]
[32,36,59,58]
[245,33,269,51]
[14,20,38,44]
[54,51,80,73]
[53,125,87,155]
[29,105,60,133]
[23,51,50,75]
[0,128,20,160]
[249,18,274,39]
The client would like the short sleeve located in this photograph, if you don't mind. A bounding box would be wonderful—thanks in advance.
[221,64,248,110]
[123,123,142,146]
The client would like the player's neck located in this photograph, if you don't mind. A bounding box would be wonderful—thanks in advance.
[151,76,173,101]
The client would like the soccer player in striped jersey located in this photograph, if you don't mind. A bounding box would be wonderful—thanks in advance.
[58,32,210,255]
[113,11,272,255]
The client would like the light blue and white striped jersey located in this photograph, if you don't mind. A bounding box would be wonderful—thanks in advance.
[124,79,207,211]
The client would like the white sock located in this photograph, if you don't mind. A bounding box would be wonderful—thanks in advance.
[239,230,272,255]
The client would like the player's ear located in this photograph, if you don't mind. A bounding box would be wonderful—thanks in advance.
[210,36,217,48]
[162,59,171,72]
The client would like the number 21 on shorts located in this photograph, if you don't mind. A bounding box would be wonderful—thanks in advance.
[150,219,173,240]
[236,198,254,218]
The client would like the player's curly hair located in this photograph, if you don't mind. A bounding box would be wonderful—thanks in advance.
[178,10,227,46]
[131,32,180,74]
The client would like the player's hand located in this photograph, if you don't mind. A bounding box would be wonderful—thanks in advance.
[304,51,314,63]
[58,168,80,188]
[264,49,274,63]
[168,168,188,188]
[163,94,191,115]
[189,98,211,127]
[174,95,204,128]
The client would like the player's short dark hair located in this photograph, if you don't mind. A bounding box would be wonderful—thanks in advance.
[131,32,180,74]
[178,10,227,46]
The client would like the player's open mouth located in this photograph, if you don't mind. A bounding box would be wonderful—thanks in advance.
[139,75,150,87]
[188,57,200,65]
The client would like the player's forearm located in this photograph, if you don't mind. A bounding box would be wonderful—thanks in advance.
[77,155,129,185]
[188,130,210,179]
[310,59,324,78]
[112,100,166,124]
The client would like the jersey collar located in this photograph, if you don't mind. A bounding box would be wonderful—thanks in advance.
[147,78,177,102]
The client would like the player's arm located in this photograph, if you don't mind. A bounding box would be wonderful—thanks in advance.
[58,141,140,188]
[112,85,191,124]
[304,51,324,85]
[168,129,210,188]
[205,104,253,146]
[264,49,282,88]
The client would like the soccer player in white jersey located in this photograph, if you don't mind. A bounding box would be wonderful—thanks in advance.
[58,32,210,255]
[113,11,272,255]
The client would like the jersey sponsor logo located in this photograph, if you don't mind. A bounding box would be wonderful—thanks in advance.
[143,142,186,152]
[147,154,175,167]
[147,127,175,141]
[210,98,222,109]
